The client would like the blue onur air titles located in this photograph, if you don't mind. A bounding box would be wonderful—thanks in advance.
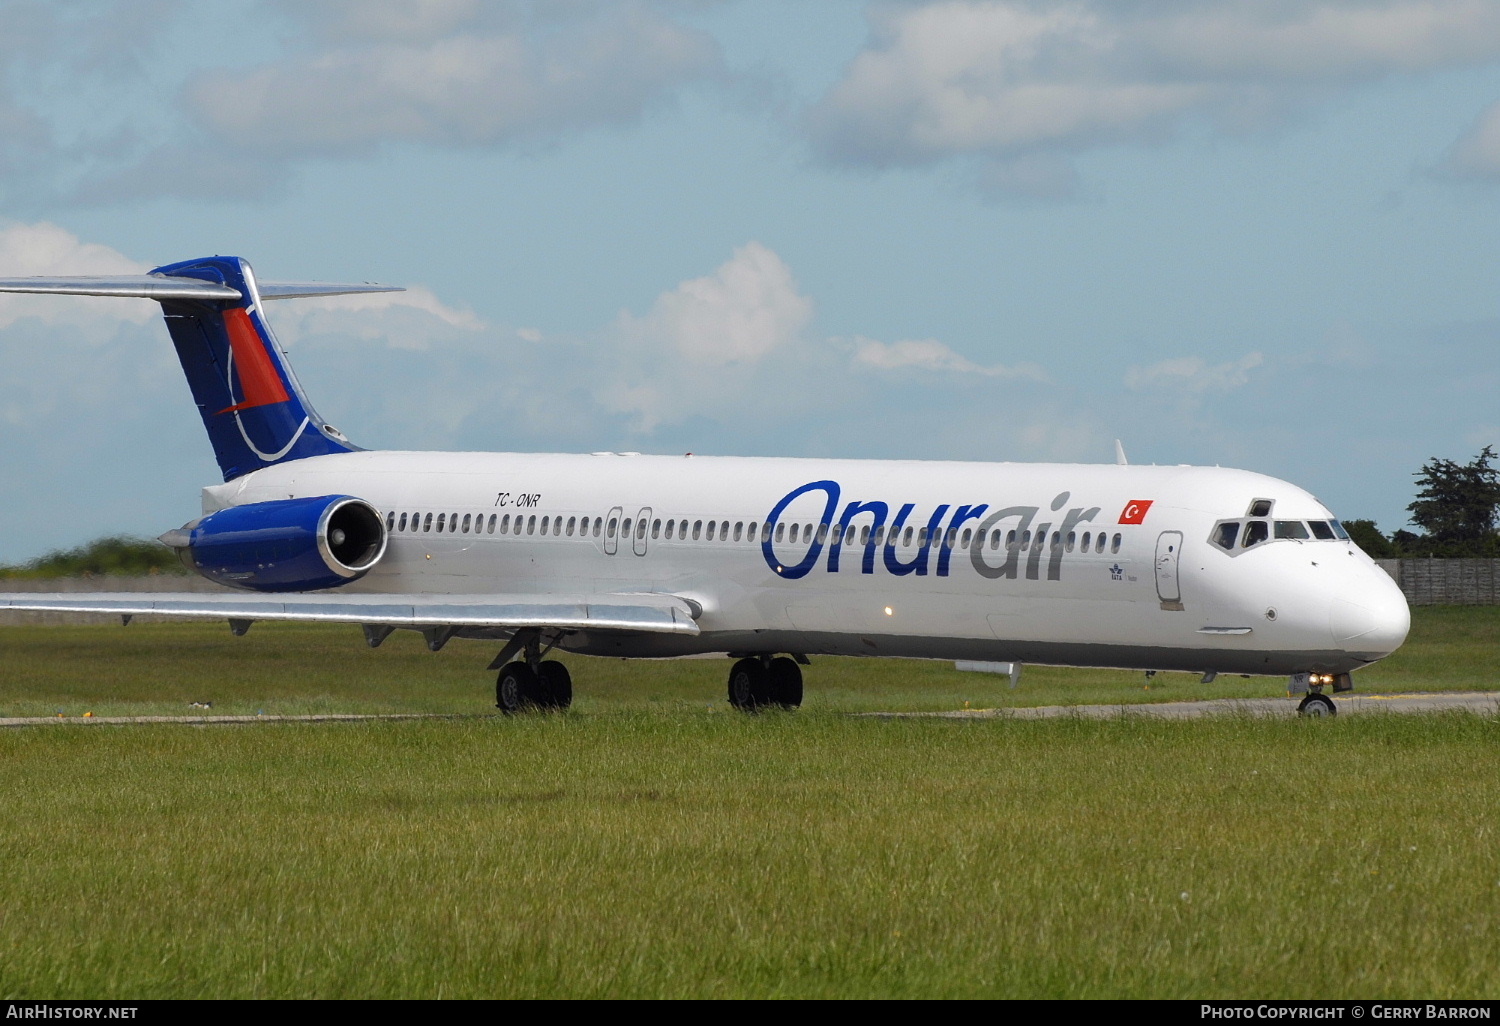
[762,481,1102,582]
[152,256,357,481]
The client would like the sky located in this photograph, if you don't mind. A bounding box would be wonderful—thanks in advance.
[2,0,1499,563]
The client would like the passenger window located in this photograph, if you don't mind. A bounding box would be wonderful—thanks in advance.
[817,523,829,544]
[423,513,433,532]
[461,514,471,533]
[711,522,721,542]
[541,516,551,535]
[398,513,408,531]
[989,529,1000,550]
[1096,534,1106,553]
[488,515,496,533]
[748,522,759,541]
[592,518,602,538]
[734,522,743,541]
[1065,531,1075,552]
[1006,530,1017,550]
[652,519,661,539]
[858,525,869,546]
[1080,531,1090,551]
[436,513,446,532]
[772,522,782,542]
[1110,533,1121,554]
[526,515,536,535]
[903,527,914,547]
[695,520,704,541]
[1274,520,1310,540]
[1242,521,1268,547]
[1308,520,1335,540]
[1214,522,1240,550]
[961,529,973,548]
[1050,532,1061,549]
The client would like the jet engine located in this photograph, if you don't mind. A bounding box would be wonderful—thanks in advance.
[162,495,387,592]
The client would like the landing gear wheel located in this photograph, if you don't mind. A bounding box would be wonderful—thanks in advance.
[767,656,803,709]
[496,663,540,714]
[1298,693,1337,718]
[728,658,771,712]
[536,661,573,710]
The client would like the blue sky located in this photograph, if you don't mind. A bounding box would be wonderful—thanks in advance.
[2,0,1499,563]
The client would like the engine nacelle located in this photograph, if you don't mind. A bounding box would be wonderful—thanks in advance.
[167,495,387,592]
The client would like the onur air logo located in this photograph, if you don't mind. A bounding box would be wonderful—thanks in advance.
[761,480,1111,582]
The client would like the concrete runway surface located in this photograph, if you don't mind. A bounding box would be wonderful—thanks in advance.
[876,691,1500,720]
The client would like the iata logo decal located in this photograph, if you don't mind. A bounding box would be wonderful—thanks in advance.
[1118,499,1153,525]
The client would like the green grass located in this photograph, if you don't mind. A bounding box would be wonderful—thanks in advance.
[0,605,1495,717]
[0,607,1497,998]
[0,714,1497,998]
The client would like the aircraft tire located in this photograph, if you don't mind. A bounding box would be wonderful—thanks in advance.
[496,663,540,714]
[767,656,803,709]
[728,658,770,712]
[537,660,573,710]
[1297,693,1336,718]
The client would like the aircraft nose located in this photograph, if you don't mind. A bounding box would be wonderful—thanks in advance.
[1329,571,1410,659]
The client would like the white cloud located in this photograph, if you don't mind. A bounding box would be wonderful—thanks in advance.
[1125,352,1265,393]
[0,222,153,333]
[185,5,719,158]
[807,1,1500,191]
[269,284,485,350]
[1439,100,1500,180]
[845,336,1044,379]
[619,241,813,367]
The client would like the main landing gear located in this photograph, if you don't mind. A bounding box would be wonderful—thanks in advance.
[493,630,573,714]
[727,656,803,712]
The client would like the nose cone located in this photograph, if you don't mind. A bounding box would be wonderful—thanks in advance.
[1330,571,1410,661]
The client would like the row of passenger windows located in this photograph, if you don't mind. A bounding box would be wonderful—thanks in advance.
[382,508,1125,554]
[1212,518,1350,551]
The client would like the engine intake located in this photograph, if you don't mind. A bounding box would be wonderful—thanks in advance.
[166,495,387,592]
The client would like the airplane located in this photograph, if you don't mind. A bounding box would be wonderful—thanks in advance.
[0,255,1410,716]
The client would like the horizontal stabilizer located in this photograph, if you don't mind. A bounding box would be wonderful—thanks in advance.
[0,275,242,300]
[0,275,402,301]
[0,591,700,635]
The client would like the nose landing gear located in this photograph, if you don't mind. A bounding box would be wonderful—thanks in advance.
[1297,693,1337,717]
[1290,672,1351,717]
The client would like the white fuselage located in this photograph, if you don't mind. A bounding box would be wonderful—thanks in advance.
[203,450,1411,676]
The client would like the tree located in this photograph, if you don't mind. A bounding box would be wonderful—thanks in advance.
[1406,446,1500,556]
[0,536,188,578]
[1342,519,1395,558]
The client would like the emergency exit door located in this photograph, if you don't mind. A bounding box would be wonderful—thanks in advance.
[1155,530,1183,610]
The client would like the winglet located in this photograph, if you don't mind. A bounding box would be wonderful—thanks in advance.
[1114,439,1128,466]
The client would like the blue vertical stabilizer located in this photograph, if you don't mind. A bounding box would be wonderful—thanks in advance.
[151,256,359,480]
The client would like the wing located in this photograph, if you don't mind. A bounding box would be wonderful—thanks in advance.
[0,591,699,635]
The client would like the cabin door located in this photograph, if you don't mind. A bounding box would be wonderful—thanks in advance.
[1155,530,1183,608]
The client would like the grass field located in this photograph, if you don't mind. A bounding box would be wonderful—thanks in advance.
[1,605,1497,718]
[0,607,1497,998]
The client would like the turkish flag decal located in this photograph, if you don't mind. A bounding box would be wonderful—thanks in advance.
[1119,500,1154,525]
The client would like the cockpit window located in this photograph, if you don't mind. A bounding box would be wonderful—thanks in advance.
[1308,520,1335,540]
[1248,499,1273,517]
[1214,521,1240,550]
[1274,520,1310,540]
[1242,520,1269,548]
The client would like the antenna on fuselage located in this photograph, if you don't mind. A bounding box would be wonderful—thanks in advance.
[1114,439,1128,466]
